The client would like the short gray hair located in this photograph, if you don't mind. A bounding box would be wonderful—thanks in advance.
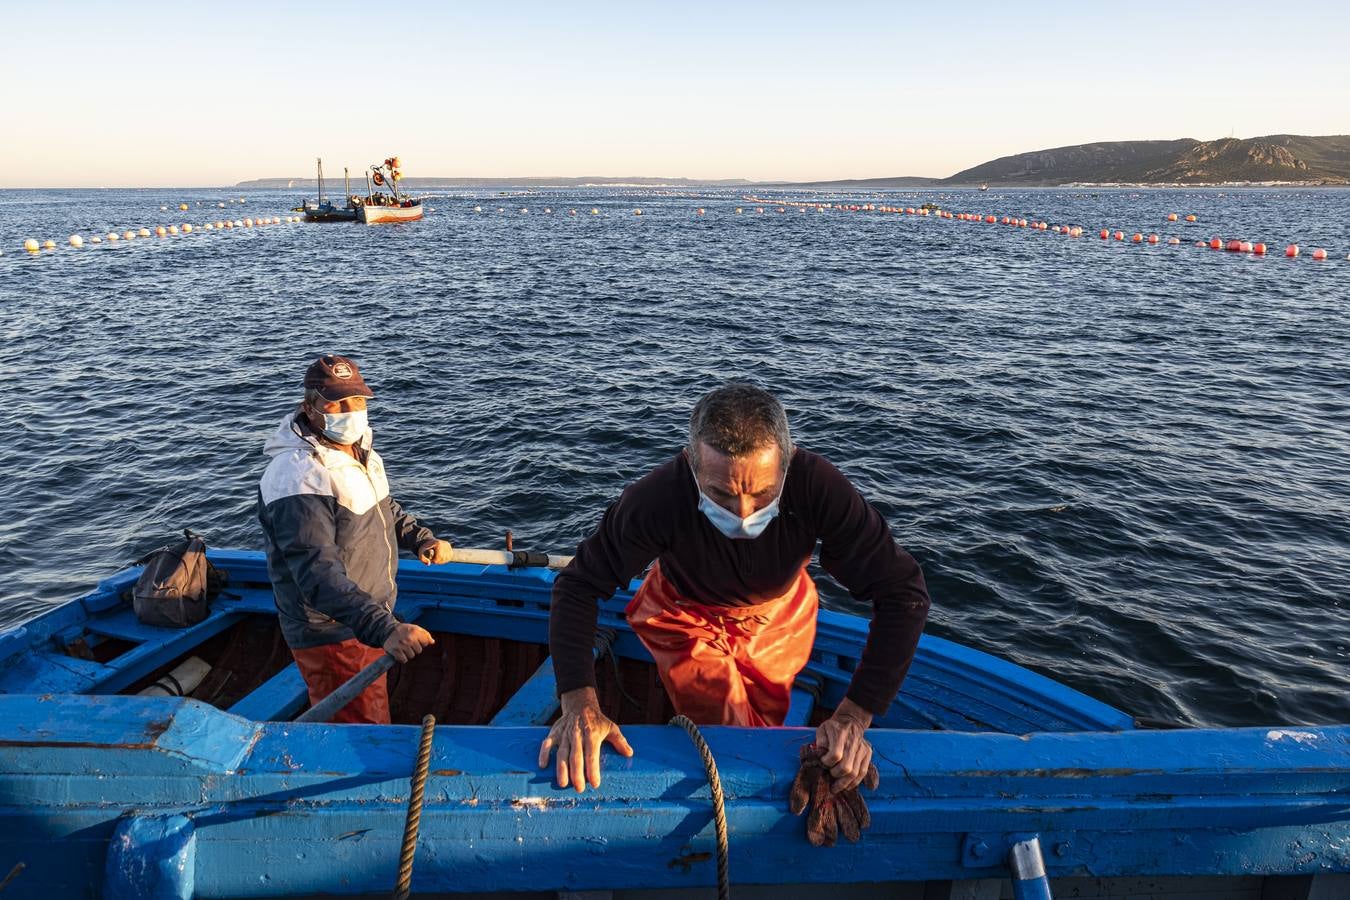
[688,383,792,473]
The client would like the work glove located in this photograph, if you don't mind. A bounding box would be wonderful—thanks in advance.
[789,743,879,846]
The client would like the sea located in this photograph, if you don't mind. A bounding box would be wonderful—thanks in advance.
[1,186,1346,729]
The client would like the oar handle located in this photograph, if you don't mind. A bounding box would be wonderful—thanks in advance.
[444,547,574,569]
[295,652,396,723]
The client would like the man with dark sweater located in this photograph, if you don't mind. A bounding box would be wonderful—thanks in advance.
[540,383,930,792]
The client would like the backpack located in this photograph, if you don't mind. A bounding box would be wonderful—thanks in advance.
[130,529,228,628]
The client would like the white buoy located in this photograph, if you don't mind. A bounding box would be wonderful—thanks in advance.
[182,224,193,234]
[90,235,102,244]
[43,239,56,250]
[107,232,119,241]
[167,225,179,235]
[124,230,137,241]
[160,206,168,211]
[24,238,40,252]
[138,228,150,237]
[137,656,211,697]
[244,218,253,227]
[473,205,482,212]
[155,226,167,237]
[68,235,84,248]
[272,216,280,224]
[218,202,225,208]
[203,223,214,231]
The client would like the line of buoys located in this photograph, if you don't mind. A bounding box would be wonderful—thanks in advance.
[13,211,301,259]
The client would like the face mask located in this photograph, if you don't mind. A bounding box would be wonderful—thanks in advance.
[697,488,781,540]
[319,409,368,445]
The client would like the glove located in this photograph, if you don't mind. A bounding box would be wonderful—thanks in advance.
[789,743,879,847]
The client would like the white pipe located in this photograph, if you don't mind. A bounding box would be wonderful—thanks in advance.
[445,548,573,569]
[137,656,212,697]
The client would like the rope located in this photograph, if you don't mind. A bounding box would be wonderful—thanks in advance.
[594,628,644,714]
[669,715,730,900]
[394,714,436,900]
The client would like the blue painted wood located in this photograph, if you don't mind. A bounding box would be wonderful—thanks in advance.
[785,673,820,727]
[227,663,308,721]
[490,656,562,726]
[103,814,195,900]
[0,695,1345,896]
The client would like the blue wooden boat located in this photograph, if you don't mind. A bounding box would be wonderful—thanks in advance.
[0,549,1346,899]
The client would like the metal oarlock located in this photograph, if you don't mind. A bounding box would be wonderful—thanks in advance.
[1009,835,1053,900]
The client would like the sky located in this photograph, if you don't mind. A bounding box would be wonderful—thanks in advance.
[4,1,1349,187]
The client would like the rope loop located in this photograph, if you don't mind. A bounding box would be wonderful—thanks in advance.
[669,714,730,900]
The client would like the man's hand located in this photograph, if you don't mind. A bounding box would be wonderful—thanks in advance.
[417,539,453,565]
[537,687,634,792]
[382,623,435,663]
[815,697,874,792]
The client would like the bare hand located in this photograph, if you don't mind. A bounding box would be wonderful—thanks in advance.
[537,687,634,792]
[382,623,435,663]
[815,697,874,792]
[417,539,453,565]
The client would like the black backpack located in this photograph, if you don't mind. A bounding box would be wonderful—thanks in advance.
[130,529,228,628]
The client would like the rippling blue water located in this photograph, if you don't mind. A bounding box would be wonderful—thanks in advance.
[2,186,1347,728]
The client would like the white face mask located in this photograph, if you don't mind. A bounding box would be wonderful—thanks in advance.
[319,409,368,445]
[696,487,782,540]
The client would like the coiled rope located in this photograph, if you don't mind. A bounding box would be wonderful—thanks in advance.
[669,714,730,900]
[394,714,436,900]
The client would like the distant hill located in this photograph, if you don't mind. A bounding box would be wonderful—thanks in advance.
[944,135,1350,186]
[772,176,939,189]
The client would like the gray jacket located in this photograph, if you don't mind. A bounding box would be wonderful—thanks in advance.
[257,412,436,649]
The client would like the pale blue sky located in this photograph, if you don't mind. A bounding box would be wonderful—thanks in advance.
[4,1,1348,186]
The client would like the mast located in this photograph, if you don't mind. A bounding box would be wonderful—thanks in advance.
[316,158,324,205]
[344,167,350,200]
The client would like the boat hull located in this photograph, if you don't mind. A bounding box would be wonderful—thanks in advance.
[358,201,424,224]
[0,551,1346,897]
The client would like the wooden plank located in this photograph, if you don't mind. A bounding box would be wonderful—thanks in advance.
[228,664,308,721]
[490,657,561,726]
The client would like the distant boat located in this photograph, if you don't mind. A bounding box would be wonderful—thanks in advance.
[357,155,425,224]
[301,159,358,223]
[978,183,989,192]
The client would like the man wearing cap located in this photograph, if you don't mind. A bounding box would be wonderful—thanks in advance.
[540,383,930,794]
[257,354,453,724]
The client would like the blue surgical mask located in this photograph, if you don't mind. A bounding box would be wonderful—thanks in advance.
[320,409,368,445]
[697,488,781,540]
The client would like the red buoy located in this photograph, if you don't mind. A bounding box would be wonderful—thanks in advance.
[1209,238,1223,250]
[1148,234,1159,244]
[1114,231,1125,241]
[1132,233,1143,243]
[1286,244,1299,258]
[1252,243,1267,255]
[1100,229,1109,239]
[1225,240,1243,252]
[1312,248,1328,260]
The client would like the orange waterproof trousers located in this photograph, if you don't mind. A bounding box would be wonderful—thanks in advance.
[291,637,392,725]
[625,560,819,727]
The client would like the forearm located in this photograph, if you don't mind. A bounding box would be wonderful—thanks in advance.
[549,583,602,693]
[844,584,930,715]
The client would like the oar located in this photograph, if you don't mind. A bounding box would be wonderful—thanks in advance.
[295,653,396,723]
[439,547,574,569]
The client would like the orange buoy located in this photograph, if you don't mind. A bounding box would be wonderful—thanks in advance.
[1225,240,1242,252]
[1166,213,1178,222]
[1185,214,1198,222]
[1132,233,1143,243]
[1311,248,1328,260]
[1100,229,1109,239]
[1285,244,1299,257]
[1114,231,1125,241]
[1209,237,1223,250]
[1252,243,1266,255]
[1148,234,1159,244]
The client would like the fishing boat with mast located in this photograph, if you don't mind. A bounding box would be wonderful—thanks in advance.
[357,155,424,224]
[0,542,1346,899]
[299,158,358,223]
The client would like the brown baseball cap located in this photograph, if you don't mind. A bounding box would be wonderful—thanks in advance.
[303,354,375,402]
